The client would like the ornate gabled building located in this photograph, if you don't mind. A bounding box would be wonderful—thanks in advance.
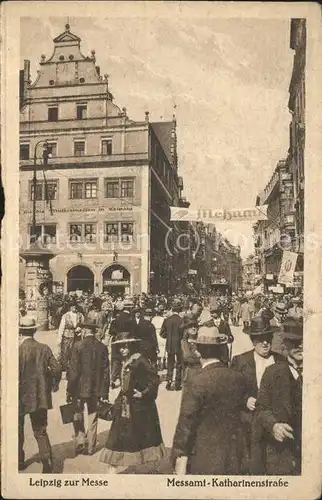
[19,24,188,297]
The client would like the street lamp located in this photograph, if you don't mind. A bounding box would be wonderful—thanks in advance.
[31,140,52,237]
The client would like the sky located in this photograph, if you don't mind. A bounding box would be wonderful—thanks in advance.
[20,16,294,258]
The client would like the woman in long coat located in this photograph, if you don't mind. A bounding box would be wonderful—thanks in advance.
[100,332,165,473]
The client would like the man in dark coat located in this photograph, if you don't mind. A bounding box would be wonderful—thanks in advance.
[231,316,286,472]
[160,300,184,391]
[201,302,234,364]
[19,317,61,473]
[108,299,136,387]
[134,308,158,367]
[67,319,110,455]
[171,325,246,475]
[250,317,303,475]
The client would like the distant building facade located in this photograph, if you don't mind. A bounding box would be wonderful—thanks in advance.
[19,24,187,296]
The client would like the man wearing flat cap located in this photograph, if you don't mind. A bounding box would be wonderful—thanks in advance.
[19,317,61,473]
[171,325,246,475]
[250,316,303,475]
[231,316,286,472]
[67,318,110,456]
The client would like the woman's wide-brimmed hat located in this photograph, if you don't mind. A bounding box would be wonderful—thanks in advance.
[19,317,39,331]
[193,326,228,345]
[112,331,141,345]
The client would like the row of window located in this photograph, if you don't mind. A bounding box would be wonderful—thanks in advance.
[48,103,88,122]
[30,222,134,244]
[20,138,113,160]
[29,178,134,201]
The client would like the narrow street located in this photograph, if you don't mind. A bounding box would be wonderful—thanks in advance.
[20,317,252,474]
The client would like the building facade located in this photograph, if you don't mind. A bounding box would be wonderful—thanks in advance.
[19,24,187,297]
[253,18,305,292]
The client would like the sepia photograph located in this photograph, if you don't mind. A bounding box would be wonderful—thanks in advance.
[1,2,321,499]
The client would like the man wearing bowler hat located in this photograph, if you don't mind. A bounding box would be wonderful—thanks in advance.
[231,316,286,472]
[171,325,246,475]
[250,316,303,475]
[19,317,61,473]
[67,318,110,456]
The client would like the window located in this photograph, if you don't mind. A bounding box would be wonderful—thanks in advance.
[121,222,133,243]
[30,183,43,201]
[45,182,58,200]
[74,141,85,157]
[70,179,97,199]
[105,178,134,198]
[29,224,57,245]
[101,139,112,155]
[76,104,87,120]
[46,142,57,158]
[85,181,97,199]
[20,143,30,160]
[121,179,134,198]
[104,222,134,243]
[69,223,97,243]
[84,224,96,243]
[105,180,119,198]
[69,224,82,242]
[30,180,58,201]
[105,223,119,242]
[48,106,58,122]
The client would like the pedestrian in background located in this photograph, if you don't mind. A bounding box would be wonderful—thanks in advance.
[152,304,166,372]
[57,300,84,378]
[67,319,110,456]
[19,317,61,473]
[160,299,184,391]
[240,298,251,332]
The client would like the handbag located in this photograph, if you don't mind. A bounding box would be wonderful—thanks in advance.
[59,402,76,424]
[97,401,114,421]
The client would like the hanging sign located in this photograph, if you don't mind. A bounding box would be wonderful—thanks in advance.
[170,205,268,222]
[278,250,298,286]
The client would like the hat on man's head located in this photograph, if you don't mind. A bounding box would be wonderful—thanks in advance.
[81,318,99,330]
[249,316,273,337]
[144,308,153,316]
[194,325,228,345]
[112,331,140,345]
[182,315,198,330]
[123,299,134,309]
[171,299,182,311]
[19,317,39,333]
[283,316,303,342]
[157,304,165,312]
[209,301,221,313]
[274,302,287,315]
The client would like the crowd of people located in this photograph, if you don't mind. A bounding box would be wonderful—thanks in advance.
[18,288,303,475]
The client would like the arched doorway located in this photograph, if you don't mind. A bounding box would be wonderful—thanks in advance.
[67,265,94,293]
[102,264,131,297]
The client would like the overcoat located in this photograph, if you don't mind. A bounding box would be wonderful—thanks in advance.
[19,337,61,415]
[172,362,246,475]
[250,362,302,475]
[67,335,110,399]
[160,313,183,355]
[231,349,286,471]
[100,354,165,467]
